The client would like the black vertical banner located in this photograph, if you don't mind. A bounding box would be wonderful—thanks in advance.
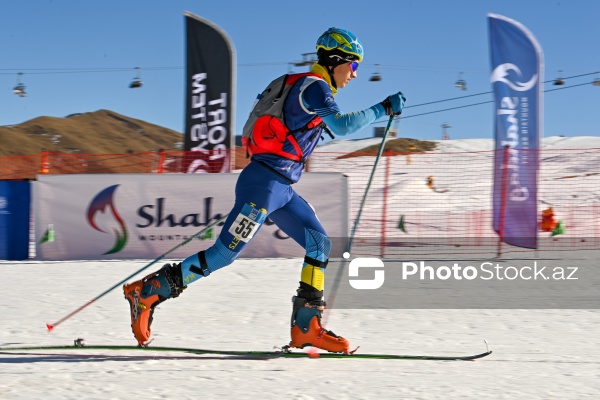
[183,12,235,173]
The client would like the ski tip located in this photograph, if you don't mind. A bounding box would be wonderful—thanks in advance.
[46,323,54,332]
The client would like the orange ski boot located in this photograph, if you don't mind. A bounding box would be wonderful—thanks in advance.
[289,294,350,353]
[123,263,186,345]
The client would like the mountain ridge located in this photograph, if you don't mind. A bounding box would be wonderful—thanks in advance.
[0,109,184,156]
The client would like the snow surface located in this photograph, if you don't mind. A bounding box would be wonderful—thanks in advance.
[2,136,600,399]
[1,258,599,400]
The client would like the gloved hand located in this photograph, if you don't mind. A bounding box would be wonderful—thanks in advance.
[381,92,407,116]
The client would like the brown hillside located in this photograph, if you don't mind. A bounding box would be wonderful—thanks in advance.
[0,109,184,156]
[0,110,435,170]
[336,137,437,159]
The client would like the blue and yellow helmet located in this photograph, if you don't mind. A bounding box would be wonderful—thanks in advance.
[316,27,363,65]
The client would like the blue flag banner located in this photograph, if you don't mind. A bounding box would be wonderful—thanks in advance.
[489,13,543,249]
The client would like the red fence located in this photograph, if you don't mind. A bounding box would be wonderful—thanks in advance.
[2,147,599,256]
[0,150,178,179]
[0,148,251,179]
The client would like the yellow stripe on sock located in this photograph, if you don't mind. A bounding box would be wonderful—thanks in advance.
[300,264,325,291]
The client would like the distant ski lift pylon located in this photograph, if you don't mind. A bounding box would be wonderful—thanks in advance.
[441,123,451,140]
[293,53,318,70]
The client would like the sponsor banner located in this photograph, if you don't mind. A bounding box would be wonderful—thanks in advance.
[489,13,543,249]
[183,12,235,173]
[34,173,347,261]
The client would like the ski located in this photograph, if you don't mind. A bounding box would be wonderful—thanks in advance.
[0,344,492,361]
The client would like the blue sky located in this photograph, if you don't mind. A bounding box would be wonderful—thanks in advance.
[1,0,599,143]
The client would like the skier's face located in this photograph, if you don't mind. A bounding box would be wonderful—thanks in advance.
[333,61,357,89]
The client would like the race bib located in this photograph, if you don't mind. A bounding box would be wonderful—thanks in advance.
[228,203,268,243]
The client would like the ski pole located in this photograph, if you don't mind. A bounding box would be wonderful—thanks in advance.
[324,114,397,318]
[346,114,396,254]
[46,213,229,332]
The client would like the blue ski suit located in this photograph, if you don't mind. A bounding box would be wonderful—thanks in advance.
[180,63,389,290]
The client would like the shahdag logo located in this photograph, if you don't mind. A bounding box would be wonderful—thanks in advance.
[491,63,537,91]
[87,184,128,254]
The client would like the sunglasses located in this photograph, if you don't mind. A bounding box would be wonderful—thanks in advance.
[350,61,359,72]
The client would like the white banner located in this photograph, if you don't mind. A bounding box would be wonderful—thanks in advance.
[34,173,348,260]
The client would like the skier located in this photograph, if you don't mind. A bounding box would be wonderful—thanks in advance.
[426,175,435,189]
[124,27,406,353]
[540,207,558,232]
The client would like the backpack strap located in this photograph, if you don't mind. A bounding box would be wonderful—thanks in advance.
[273,74,290,103]
[284,115,327,163]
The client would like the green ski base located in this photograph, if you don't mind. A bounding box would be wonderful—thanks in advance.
[0,344,492,361]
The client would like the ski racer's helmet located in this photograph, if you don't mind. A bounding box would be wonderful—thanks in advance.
[316,27,363,67]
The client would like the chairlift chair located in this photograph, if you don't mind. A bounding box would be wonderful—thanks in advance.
[12,72,27,97]
[12,83,27,97]
[129,79,143,89]
[370,64,382,82]
[553,70,565,86]
[454,72,466,90]
[129,67,143,88]
[370,73,382,82]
